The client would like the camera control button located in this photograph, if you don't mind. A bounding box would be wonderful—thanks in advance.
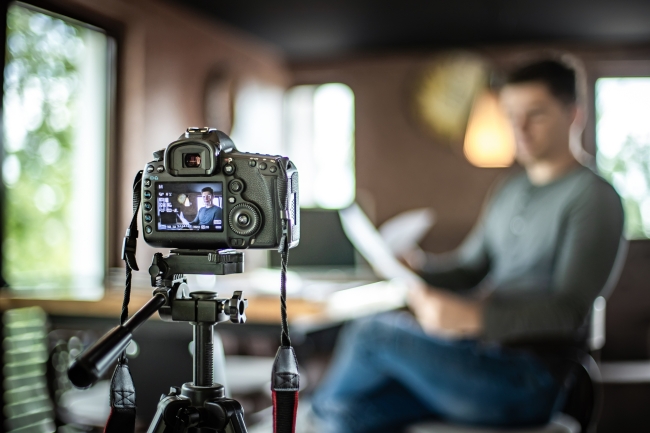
[259,162,267,170]
[144,191,152,199]
[223,164,235,175]
[144,179,152,187]
[145,226,152,234]
[229,203,261,236]
[229,180,244,194]
[269,166,277,173]
[156,166,165,173]
[144,214,152,222]
[228,197,236,204]
[249,160,257,167]
[147,165,154,173]
[144,202,152,211]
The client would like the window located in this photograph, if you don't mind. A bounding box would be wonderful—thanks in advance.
[595,77,650,239]
[284,83,355,209]
[230,80,285,156]
[230,81,356,210]
[2,3,112,297]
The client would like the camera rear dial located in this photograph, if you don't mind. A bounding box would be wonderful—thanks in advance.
[229,203,261,236]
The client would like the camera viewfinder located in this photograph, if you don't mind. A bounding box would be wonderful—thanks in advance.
[184,153,202,168]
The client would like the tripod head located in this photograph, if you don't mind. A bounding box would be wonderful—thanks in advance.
[149,249,247,325]
[68,249,247,388]
[68,249,251,432]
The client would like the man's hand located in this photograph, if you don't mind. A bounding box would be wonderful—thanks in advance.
[398,248,426,271]
[407,283,483,338]
[177,212,189,225]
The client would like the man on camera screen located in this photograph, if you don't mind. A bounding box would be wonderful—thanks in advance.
[177,187,223,230]
[311,58,625,432]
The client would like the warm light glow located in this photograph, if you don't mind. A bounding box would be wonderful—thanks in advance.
[463,90,515,168]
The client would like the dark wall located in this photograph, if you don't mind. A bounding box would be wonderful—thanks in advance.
[293,54,510,252]
[291,44,650,253]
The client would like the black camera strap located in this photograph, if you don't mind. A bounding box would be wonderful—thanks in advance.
[105,170,143,433]
[271,159,300,433]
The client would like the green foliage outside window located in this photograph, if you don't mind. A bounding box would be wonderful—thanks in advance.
[3,4,87,289]
[596,77,650,240]
[597,135,650,239]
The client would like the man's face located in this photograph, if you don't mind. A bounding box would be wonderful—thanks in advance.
[499,82,577,166]
[202,191,213,208]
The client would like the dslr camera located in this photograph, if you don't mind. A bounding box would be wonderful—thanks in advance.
[142,127,300,250]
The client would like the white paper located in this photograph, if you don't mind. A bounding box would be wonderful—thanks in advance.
[339,204,425,284]
[379,207,436,256]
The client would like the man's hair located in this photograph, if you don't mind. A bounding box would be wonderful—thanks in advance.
[201,187,213,194]
[505,59,577,105]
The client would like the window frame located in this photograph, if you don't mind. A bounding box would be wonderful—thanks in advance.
[0,0,123,293]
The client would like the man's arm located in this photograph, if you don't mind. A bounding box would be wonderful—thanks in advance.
[417,223,491,291]
[405,210,492,338]
[482,180,624,342]
[414,176,511,292]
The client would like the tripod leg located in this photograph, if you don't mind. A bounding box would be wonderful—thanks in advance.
[146,391,191,433]
[205,399,247,433]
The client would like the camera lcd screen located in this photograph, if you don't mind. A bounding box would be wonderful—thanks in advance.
[155,182,224,232]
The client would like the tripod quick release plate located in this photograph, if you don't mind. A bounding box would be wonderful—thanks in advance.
[149,249,244,288]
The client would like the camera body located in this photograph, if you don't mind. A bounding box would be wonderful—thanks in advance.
[141,127,299,250]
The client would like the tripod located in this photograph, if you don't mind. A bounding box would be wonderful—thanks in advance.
[69,249,250,433]
[147,249,248,433]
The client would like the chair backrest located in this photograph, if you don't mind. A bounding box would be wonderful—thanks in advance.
[589,237,628,351]
[599,238,629,301]
[564,237,628,432]
[562,352,602,433]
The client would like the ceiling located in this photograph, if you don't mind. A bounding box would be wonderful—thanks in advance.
[170,0,650,61]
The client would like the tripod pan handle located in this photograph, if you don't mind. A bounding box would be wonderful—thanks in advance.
[68,325,132,388]
[68,293,167,388]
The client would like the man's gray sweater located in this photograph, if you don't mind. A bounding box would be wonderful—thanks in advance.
[419,165,624,344]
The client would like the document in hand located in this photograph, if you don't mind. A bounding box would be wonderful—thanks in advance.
[338,203,434,284]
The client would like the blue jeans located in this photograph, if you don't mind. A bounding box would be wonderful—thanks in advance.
[312,312,564,433]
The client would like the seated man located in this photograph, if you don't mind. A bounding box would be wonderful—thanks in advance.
[179,187,222,229]
[311,58,624,432]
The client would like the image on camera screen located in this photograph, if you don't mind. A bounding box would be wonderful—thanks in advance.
[155,182,223,231]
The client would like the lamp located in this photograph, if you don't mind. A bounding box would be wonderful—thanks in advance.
[463,89,515,168]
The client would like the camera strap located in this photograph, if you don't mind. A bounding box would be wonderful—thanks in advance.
[105,170,143,433]
[271,160,300,433]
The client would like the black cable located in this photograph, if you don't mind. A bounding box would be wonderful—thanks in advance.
[122,267,132,326]
[280,239,291,347]
[275,158,292,348]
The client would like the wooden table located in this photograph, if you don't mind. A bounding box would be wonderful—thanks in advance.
[0,289,327,324]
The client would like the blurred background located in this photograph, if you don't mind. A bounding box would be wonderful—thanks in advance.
[0,0,649,431]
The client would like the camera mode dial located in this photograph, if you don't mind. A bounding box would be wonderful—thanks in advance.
[228,203,261,236]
